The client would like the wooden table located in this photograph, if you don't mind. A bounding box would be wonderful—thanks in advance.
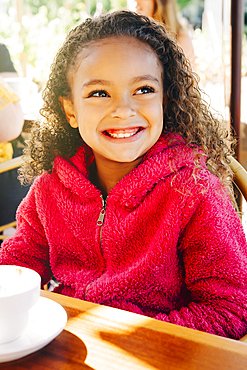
[1,290,247,370]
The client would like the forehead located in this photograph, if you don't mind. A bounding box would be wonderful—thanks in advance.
[69,36,163,81]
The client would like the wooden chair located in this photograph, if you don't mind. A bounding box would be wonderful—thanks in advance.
[229,156,247,201]
[227,156,247,343]
[207,156,247,213]
[0,155,29,240]
[0,155,23,174]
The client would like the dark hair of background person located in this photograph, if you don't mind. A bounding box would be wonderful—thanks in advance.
[0,44,17,73]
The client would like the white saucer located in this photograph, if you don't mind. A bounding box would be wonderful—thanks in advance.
[0,296,67,363]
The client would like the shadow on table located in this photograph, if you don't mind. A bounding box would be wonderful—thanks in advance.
[0,330,95,370]
[98,325,230,370]
[99,326,186,369]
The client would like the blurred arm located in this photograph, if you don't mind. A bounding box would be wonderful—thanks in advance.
[0,77,24,143]
[0,100,24,142]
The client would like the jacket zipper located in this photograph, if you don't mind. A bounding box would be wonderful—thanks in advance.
[84,194,107,300]
[97,195,107,228]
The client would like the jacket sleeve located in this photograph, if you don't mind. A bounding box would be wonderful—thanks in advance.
[0,182,52,286]
[155,185,247,339]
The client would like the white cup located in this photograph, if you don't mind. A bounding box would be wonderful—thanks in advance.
[0,265,41,344]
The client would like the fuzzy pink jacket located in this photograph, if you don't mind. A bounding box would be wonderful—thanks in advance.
[1,133,247,339]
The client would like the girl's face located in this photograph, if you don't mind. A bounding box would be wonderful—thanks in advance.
[134,0,155,18]
[62,36,164,166]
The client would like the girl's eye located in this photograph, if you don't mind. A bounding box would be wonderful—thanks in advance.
[88,90,109,98]
[135,86,155,95]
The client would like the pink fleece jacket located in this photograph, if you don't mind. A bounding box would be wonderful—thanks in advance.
[1,133,247,339]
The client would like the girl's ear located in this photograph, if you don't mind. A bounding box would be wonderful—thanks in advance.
[59,96,78,128]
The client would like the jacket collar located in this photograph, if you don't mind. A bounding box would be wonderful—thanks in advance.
[53,133,206,207]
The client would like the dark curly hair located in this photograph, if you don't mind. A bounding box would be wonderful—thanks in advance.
[20,10,235,186]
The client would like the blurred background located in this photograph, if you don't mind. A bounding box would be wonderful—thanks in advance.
[0,0,247,166]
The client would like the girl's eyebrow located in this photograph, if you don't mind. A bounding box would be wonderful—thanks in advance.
[82,75,160,89]
[82,79,113,88]
[131,75,161,85]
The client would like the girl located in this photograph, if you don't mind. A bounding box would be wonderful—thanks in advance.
[1,10,247,340]
[133,0,196,66]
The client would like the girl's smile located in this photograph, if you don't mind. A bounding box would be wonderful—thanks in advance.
[102,127,144,139]
[62,36,164,169]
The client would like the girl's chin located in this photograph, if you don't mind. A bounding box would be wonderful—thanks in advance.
[97,151,144,165]
[105,155,142,163]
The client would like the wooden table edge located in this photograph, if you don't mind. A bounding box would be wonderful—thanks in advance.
[40,290,247,356]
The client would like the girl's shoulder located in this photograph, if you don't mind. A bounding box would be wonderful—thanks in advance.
[29,170,56,194]
[169,161,227,203]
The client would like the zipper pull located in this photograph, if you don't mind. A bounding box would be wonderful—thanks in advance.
[97,195,106,226]
[97,209,105,226]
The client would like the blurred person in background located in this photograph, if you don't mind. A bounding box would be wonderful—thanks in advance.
[0,43,18,78]
[133,0,195,66]
[0,77,24,162]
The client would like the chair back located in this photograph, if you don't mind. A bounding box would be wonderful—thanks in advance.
[229,156,247,201]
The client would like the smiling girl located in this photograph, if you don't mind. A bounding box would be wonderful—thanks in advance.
[1,11,247,340]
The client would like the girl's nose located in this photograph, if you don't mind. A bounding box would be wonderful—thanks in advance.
[110,102,136,120]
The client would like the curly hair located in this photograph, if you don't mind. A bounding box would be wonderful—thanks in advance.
[20,10,235,186]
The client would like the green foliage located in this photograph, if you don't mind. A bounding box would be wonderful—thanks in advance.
[111,0,127,11]
[24,0,127,19]
[177,0,193,10]
[0,4,85,87]
[90,0,111,15]
[24,0,84,21]
[0,0,128,88]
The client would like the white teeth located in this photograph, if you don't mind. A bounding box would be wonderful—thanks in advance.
[108,131,137,138]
